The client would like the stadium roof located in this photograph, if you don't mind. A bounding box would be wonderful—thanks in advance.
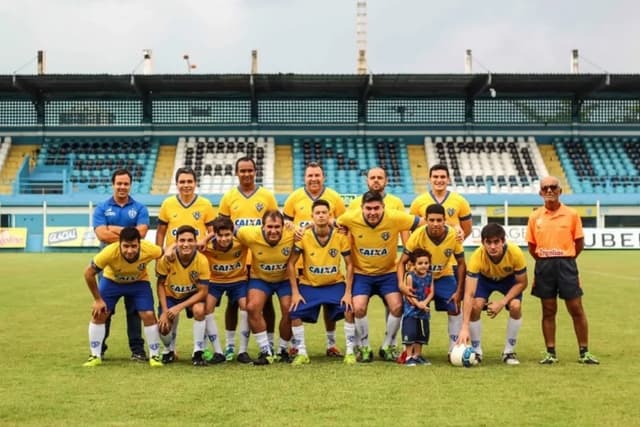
[1,73,640,99]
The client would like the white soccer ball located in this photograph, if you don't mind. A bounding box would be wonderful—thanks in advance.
[450,343,478,367]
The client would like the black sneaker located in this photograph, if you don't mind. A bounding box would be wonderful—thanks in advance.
[237,352,253,364]
[192,351,207,367]
[277,348,291,363]
[162,351,176,364]
[131,352,148,362]
[209,353,226,364]
[253,352,276,366]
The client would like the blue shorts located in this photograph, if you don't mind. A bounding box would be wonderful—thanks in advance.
[290,283,347,323]
[475,275,522,303]
[208,281,248,306]
[433,275,457,312]
[99,278,154,313]
[401,316,430,345]
[248,278,291,299]
[352,273,399,298]
[158,296,196,319]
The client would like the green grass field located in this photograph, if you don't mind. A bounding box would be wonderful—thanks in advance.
[1,250,639,426]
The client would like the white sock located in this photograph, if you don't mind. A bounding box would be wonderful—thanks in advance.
[88,322,105,357]
[355,316,370,347]
[225,329,236,351]
[279,338,290,353]
[382,314,402,348]
[239,310,250,353]
[292,325,307,355]
[504,317,522,354]
[254,331,272,355]
[143,325,161,357]
[169,316,179,351]
[326,330,336,348]
[160,331,172,351]
[344,322,356,355]
[354,327,362,347]
[193,319,206,354]
[448,313,463,353]
[469,320,483,356]
[205,314,222,353]
[267,332,275,350]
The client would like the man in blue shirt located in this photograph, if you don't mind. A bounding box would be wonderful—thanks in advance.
[93,169,150,361]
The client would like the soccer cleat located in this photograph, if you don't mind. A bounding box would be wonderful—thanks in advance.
[502,353,520,365]
[253,352,277,366]
[358,346,373,363]
[539,351,558,365]
[83,355,102,367]
[475,353,483,364]
[224,346,235,362]
[405,357,418,367]
[288,347,299,358]
[343,353,357,365]
[578,351,600,365]
[379,345,400,362]
[149,355,163,368]
[326,346,343,357]
[236,352,253,364]
[209,352,226,364]
[291,353,310,366]
[130,352,148,362]
[417,355,432,366]
[275,348,291,363]
[191,351,207,367]
[162,351,176,364]
[396,349,408,364]
[203,349,213,362]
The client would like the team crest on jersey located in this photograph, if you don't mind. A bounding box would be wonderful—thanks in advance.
[381,232,390,241]
[281,247,291,256]
[444,249,453,257]
[233,250,242,258]
[256,202,264,212]
[190,271,199,281]
[127,208,137,219]
[503,266,513,273]
[329,248,338,258]
[137,263,146,271]
[447,208,455,217]
[192,211,201,220]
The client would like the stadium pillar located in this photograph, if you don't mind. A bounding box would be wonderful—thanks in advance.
[571,98,582,123]
[465,98,474,123]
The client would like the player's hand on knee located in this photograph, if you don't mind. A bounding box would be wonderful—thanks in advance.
[91,299,108,319]
[289,293,305,312]
[167,307,180,320]
[341,294,353,312]
[486,301,505,318]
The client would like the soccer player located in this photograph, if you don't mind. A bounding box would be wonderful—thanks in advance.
[236,210,295,365]
[409,164,472,242]
[401,248,434,366]
[82,227,164,368]
[93,168,149,361]
[283,161,347,357]
[397,204,466,356]
[217,157,278,361]
[156,225,211,366]
[457,223,528,365]
[156,167,216,248]
[527,176,599,364]
[287,199,356,365]
[337,191,423,362]
[202,216,252,364]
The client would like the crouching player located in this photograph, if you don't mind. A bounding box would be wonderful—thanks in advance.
[457,223,527,364]
[402,248,434,366]
[83,227,164,367]
[287,199,356,365]
[156,225,210,366]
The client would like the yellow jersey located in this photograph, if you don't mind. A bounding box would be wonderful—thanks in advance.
[348,192,405,212]
[93,240,163,283]
[466,243,527,282]
[337,208,419,275]
[235,225,295,283]
[218,186,278,228]
[409,191,471,226]
[283,187,346,228]
[157,195,216,246]
[404,225,464,279]
[156,251,210,299]
[203,238,249,284]
[294,227,351,286]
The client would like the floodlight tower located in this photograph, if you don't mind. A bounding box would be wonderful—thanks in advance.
[356,0,368,74]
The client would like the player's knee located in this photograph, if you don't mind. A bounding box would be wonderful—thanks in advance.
[158,322,172,336]
[93,312,109,324]
[192,304,206,320]
[139,311,156,326]
[353,305,367,318]
[509,301,522,318]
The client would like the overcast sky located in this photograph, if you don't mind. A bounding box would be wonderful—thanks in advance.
[1,0,638,75]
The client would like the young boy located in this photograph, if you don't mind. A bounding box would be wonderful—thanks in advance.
[402,248,434,366]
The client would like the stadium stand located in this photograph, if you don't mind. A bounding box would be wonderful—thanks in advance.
[169,136,275,194]
[0,136,11,173]
[424,136,548,194]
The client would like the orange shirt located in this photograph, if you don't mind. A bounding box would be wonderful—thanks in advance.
[526,203,583,258]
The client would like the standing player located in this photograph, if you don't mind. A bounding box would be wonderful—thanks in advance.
[287,199,356,365]
[337,191,423,362]
[283,161,347,357]
[457,223,528,364]
[527,176,599,364]
[397,204,466,357]
[156,225,211,366]
[236,210,295,365]
[218,157,278,361]
[202,216,252,364]
[82,227,164,367]
[93,168,149,361]
[156,167,216,248]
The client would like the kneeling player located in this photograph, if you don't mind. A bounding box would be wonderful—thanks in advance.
[457,223,528,364]
[82,227,164,367]
[156,225,211,366]
[287,199,356,365]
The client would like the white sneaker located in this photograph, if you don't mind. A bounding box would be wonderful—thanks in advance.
[502,352,520,365]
